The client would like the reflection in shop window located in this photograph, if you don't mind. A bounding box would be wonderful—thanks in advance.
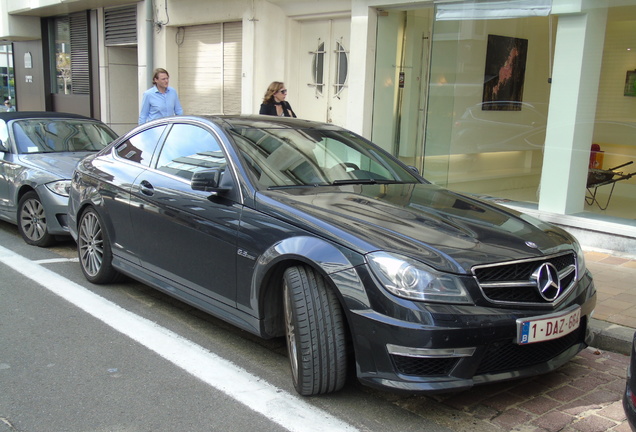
[0,44,16,109]
[54,18,71,94]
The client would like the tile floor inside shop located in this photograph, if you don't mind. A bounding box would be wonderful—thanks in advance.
[479,186,635,221]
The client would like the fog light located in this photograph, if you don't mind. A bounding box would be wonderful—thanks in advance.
[387,344,476,358]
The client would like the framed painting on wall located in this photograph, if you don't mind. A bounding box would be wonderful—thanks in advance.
[482,34,529,111]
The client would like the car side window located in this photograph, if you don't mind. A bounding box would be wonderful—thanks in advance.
[155,124,226,180]
[115,125,166,167]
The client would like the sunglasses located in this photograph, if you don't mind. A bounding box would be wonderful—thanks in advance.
[279,89,287,94]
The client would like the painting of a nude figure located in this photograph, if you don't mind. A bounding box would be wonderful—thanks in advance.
[482,34,528,111]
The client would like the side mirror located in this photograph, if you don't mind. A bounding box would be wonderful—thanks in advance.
[191,168,230,194]
[407,165,420,175]
[0,140,7,152]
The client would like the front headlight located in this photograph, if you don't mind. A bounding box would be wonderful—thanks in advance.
[45,180,71,197]
[572,240,587,279]
[367,251,472,304]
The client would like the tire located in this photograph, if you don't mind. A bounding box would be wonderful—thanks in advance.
[77,207,120,284]
[17,191,56,247]
[283,266,347,396]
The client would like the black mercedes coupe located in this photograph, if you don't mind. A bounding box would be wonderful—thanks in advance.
[68,115,596,396]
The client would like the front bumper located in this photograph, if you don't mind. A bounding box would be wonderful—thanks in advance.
[348,271,596,393]
[36,186,71,236]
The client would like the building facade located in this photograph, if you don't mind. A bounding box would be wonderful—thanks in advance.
[1,0,635,253]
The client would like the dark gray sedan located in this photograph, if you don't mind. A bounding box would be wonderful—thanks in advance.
[0,112,117,246]
[68,115,596,396]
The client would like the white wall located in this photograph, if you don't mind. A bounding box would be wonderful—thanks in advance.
[0,13,39,40]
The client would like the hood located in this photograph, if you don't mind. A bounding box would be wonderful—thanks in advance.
[17,152,93,179]
[256,183,575,274]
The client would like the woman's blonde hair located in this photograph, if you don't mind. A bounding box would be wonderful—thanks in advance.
[262,81,285,104]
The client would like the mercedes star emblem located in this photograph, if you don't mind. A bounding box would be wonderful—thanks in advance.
[532,262,561,301]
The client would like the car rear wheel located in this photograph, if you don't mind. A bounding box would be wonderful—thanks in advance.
[283,266,347,395]
[78,207,120,284]
[17,191,55,247]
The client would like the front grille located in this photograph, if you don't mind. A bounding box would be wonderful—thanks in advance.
[475,318,586,375]
[472,252,577,306]
[390,355,458,376]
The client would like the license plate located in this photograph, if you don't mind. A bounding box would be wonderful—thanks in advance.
[517,307,581,345]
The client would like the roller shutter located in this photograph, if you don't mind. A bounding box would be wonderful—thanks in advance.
[69,12,90,95]
[178,22,242,115]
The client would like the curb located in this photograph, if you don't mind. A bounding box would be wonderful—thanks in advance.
[589,318,634,356]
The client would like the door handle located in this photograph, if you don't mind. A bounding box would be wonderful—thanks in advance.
[139,180,154,196]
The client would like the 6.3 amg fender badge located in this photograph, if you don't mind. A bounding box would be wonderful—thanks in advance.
[532,262,561,301]
[237,249,256,260]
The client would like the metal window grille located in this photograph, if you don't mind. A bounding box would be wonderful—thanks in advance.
[104,5,137,47]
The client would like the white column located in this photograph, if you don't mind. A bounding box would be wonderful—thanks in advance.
[348,1,377,138]
[538,5,607,214]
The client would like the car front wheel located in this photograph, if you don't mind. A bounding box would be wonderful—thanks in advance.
[77,207,120,284]
[17,191,55,247]
[283,265,347,396]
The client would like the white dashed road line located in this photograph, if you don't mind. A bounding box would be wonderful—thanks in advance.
[34,257,79,264]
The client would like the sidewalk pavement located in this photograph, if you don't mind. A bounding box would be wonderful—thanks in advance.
[585,249,636,355]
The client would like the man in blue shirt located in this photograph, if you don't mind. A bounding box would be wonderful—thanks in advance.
[138,68,183,124]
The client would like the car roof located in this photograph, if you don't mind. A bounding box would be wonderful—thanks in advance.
[0,111,96,121]
[201,114,344,131]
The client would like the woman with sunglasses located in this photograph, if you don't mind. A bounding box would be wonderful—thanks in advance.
[259,81,296,117]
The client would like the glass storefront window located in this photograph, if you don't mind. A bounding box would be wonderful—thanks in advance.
[423,13,552,206]
[372,2,636,223]
[0,44,16,110]
[53,17,71,94]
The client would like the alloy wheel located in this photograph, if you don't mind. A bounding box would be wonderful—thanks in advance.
[78,211,104,277]
[19,197,47,242]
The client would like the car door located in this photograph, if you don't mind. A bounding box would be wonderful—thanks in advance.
[128,122,240,306]
[0,120,14,216]
[0,153,10,214]
[101,124,168,265]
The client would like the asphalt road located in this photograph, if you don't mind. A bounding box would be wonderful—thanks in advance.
[0,222,461,432]
[1,221,630,432]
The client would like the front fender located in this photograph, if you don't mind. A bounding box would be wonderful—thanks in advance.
[258,236,363,275]
[68,173,101,240]
[249,236,371,328]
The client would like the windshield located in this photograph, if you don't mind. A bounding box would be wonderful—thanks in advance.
[12,119,117,154]
[229,127,421,189]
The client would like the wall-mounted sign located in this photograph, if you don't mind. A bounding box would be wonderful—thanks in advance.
[24,52,32,69]
[25,75,33,83]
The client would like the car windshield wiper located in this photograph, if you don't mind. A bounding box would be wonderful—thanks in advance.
[267,179,406,189]
[331,179,379,185]
[267,183,331,190]
[331,179,413,186]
